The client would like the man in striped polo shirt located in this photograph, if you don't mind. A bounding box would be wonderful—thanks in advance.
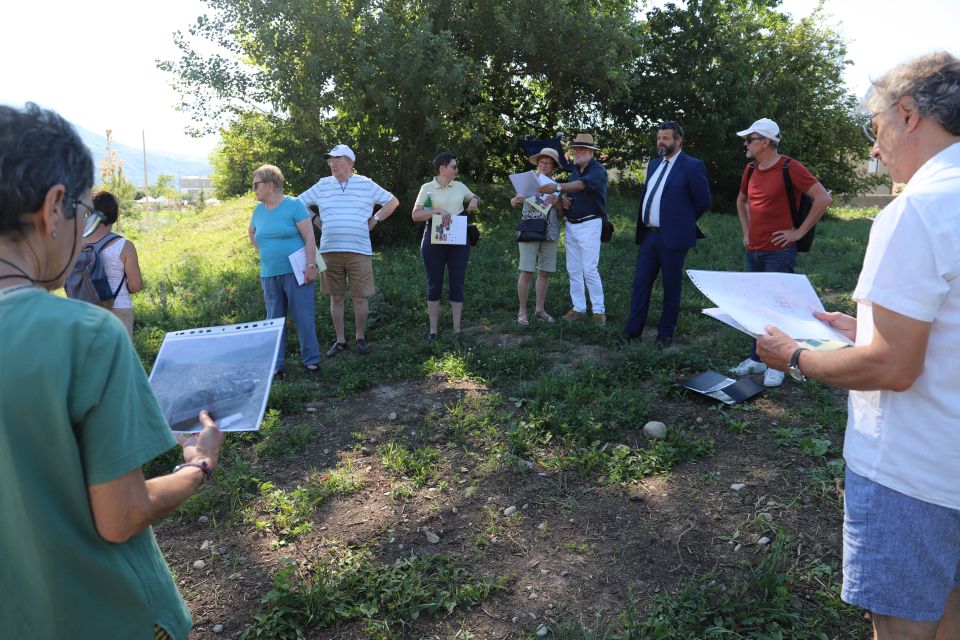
[299,144,400,356]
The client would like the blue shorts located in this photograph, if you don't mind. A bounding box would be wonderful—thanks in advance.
[842,468,960,621]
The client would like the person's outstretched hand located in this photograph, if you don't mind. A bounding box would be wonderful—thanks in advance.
[176,410,224,472]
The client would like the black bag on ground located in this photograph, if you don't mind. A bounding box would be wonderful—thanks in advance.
[516,218,548,242]
[745,159,817,252]
[64,233,126,308]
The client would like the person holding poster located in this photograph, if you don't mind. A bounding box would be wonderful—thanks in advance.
[510,147,563,325]
[0,103,224,640]
[758,52,960,639]
[412,152,480,340]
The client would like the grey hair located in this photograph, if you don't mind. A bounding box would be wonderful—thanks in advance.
[864,51,960,135]
[0,103,94,236]
[253,164,284,189]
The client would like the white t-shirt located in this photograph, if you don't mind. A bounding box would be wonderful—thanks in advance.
[844,141,960,509]
[298,174,393,256]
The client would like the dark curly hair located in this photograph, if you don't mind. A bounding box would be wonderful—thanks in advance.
[0,103,94,236]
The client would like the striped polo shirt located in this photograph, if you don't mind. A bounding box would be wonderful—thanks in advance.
[298,174,394,255]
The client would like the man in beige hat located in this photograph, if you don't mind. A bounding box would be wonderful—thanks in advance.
[729,118,831,386]
[539,133,608,323]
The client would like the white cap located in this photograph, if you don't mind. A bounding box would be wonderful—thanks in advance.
[736,118,781,143]
[323,144,356,161]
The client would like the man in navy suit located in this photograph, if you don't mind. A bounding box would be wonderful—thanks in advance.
[623,121,711,347]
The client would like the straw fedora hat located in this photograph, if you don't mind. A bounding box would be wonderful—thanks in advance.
[568,133,600,151]
[528,147,563,168]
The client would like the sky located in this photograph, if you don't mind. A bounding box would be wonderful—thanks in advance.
[2,0,957,160]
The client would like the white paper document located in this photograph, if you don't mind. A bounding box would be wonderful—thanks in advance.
[288,246,327,285]
[148,319,285,432]
[688,270,854,345]
[509,170,539,197]
[430,214,468,245]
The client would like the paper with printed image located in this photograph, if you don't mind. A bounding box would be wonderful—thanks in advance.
[688,270,853,345]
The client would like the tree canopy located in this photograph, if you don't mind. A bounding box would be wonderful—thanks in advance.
[162,0,876,216]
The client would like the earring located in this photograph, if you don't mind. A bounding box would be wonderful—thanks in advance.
[52,230,57,239]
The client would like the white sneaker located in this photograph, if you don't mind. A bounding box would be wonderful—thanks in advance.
[729,358,767,375]
[763,369,785,387]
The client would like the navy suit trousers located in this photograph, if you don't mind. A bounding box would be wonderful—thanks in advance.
[623,230,689,339]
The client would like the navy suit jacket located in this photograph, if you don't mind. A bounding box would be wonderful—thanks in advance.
[635,151,712,250]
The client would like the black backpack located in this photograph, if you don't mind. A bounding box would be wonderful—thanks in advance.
[65,233,126,308]
[745,158,817,252]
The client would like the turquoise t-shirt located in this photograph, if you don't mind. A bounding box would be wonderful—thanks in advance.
[0,288,190,639]
[250,195,311,277]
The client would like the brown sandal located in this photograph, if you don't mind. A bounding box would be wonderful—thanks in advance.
[535,311,555,323]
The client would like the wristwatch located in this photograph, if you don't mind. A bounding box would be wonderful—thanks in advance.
[373,213,382,222]
[788,348,807,382]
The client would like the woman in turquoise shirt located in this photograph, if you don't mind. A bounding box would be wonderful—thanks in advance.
[248,164,321,376]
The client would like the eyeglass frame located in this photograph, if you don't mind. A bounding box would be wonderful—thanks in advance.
[743,136,766,144]
[863,114,879,143]
[73,199,108,238]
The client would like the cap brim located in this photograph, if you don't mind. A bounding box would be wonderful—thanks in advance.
[735,128,754,138]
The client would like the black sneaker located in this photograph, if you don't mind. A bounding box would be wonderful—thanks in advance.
[273,370,286,382]
[427,333,438,342]
[355,338,371,355]
[326,341,348,357]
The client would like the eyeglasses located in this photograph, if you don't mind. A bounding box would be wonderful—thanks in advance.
[743,136,765,144]
[863,115,878,143]
[74,200,107,238]
[252,181,263,189]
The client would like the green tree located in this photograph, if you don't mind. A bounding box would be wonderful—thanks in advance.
[98,129,140,223]
[149,173,178,202]
[615,0,879,209]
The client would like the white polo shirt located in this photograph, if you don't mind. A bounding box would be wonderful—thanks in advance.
[298,174,393,255]
[844,141,960,509]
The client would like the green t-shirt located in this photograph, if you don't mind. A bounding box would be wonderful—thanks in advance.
[0,288,190,639]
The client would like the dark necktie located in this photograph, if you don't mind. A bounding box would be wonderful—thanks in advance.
[642,159,669,227]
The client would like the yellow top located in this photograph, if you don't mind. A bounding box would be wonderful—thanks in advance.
[414,179,477,215]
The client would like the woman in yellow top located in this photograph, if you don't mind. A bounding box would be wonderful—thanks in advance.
[411,152,479,340]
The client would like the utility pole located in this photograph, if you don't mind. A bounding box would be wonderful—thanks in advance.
[142,130,149,211]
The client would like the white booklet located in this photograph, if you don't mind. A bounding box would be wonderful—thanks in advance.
[430,214,467,245]
[288,246,327,285]
[688,270,853,345]
[148,319,285,432]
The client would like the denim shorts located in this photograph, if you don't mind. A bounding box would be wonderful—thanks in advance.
[842,468,960,621]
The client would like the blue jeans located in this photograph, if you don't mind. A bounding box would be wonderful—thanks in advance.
[746,245,797,359]
[261,273,320,371]
[420,230,470,302]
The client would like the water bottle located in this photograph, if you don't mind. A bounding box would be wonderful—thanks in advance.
[424,192,433,209]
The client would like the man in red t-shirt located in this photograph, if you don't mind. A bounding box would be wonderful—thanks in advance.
[730,118,832,386]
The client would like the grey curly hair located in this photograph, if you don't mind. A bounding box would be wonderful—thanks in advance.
[864,51,960,136]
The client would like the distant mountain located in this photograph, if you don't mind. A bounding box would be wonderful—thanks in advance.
[76,126,214,188]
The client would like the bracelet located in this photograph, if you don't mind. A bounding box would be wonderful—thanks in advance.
[173,460,213,483]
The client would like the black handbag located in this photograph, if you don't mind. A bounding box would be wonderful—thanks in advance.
[516,218,548,242]
[600,218,614,243]
[467,223,480,246]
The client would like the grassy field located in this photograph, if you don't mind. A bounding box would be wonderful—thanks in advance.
[129,194,877,639]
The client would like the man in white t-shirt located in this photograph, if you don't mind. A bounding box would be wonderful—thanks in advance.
[758,52,960,639]
[299,144,400,356]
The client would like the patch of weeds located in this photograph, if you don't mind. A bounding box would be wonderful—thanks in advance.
[473,507,502,549]
[423,352,474,382]
[799,435,833,458]
[580,431,715,483]
[267,381,312,415]
[555,540,863,639]
[809,459,846,497]
[247,482,316,543]
[378,442,440,487]
[447,393,506,445]
[254,409,311,460]
[242,548,506,640]
[178,456,261,520]
[389,480,416,501]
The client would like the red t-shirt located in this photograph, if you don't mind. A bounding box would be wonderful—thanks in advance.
[739,156,817,252]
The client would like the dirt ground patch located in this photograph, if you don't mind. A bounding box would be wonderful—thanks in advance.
[156,360,852,639]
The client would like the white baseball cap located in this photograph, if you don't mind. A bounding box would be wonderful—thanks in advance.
[323,144,356,161]
[736,118,781,143]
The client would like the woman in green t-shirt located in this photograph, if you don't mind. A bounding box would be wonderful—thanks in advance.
[0,103,225,640]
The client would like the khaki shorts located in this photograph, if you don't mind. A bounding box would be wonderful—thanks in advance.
[518,240,558,273]
[111,307,134,340]
[319,252,375,298]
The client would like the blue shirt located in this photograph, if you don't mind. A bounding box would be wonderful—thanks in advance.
[298,175,394,255]
[566,157,608,222]
[250,196,310,277]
